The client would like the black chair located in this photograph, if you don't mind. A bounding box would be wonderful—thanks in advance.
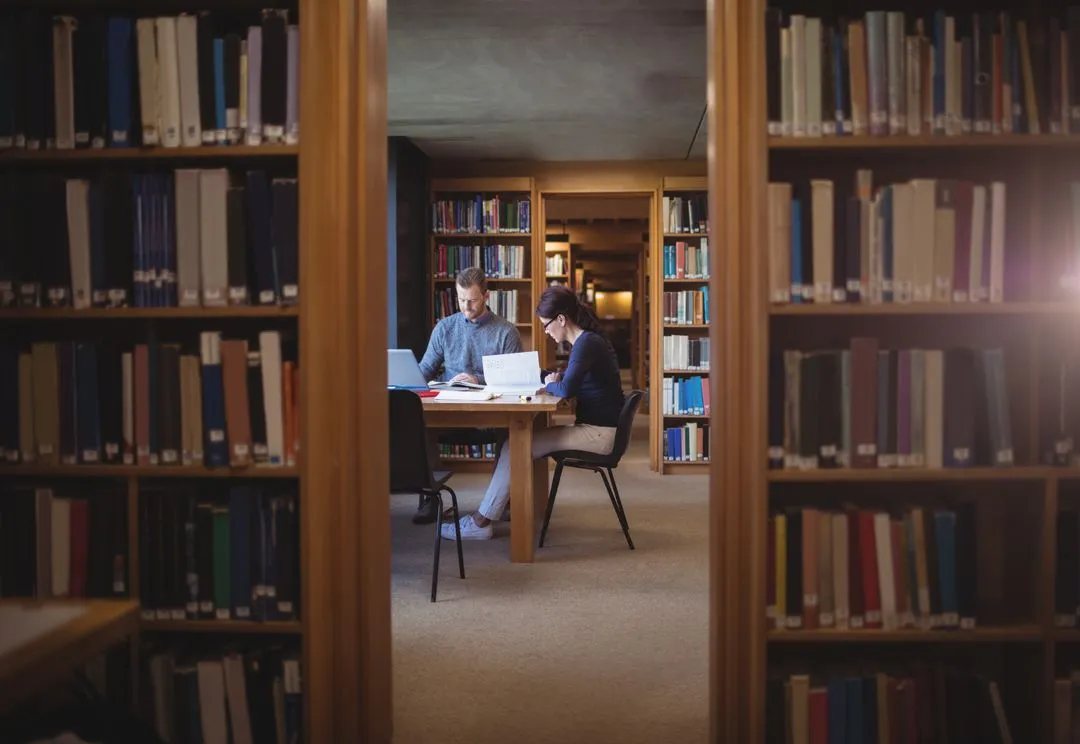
[538,390,643,551]
[388,389,465,601]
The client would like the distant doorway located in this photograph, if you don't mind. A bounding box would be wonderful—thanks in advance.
[540,193,651,398]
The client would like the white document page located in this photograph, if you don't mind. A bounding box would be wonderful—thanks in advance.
[482,351,543,395]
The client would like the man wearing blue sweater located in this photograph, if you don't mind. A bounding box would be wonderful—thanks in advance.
[413,267,522,523]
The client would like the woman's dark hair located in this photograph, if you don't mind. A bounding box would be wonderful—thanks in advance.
[535,284,601,332]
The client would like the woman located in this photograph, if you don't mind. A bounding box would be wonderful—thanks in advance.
[441,284,625,541]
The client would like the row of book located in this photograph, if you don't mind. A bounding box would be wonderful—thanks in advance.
[661,375,711,417]
[661,195,708,234]
[764,8,1070,139]
[545,253,567,277]
[662,334,710,372]
[662,288,710,325]
[146,647,301,744]
[0,486,127,599]
[438,443,497,461]
[662,239,710,280]
[0,331,300,469]
[140,484,299,623]
[1055,509,1080,627]
[431,243,528,280]
[768,342,1013,471]
[434,287,523,324]
[767,174,1006,306]
[0,170,299,309]
[431,196,531,235]
[663,422,710,463]
[0,10,298,151]
[767,668,1013,744]
[768,504,975,632]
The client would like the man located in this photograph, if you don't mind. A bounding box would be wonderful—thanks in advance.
[414,266,522,523]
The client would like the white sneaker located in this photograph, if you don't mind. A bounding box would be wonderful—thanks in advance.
[441,514,493,541]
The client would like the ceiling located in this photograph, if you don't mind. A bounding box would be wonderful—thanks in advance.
[387,0,708,162]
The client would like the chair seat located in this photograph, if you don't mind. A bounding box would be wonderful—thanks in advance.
[550,449,619,468]
[431,470,453,486]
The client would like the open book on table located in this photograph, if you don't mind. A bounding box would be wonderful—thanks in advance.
[427,379,486,390]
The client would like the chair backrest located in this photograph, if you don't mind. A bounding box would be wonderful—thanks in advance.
[388,389,437,493]
[607,389,644,462]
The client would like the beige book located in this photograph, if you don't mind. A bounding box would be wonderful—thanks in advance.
[768,183,792,303]
[817,509,834,628]
[31,343,59,465]
[811,180,834,303]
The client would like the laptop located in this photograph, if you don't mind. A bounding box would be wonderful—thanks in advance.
[387,349,429,390]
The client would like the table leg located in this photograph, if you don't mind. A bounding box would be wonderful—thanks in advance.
[532,415,550,517]
[508,414,535,563]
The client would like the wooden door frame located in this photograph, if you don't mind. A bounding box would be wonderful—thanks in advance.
[301,0,392,740]
[707,0,766,740]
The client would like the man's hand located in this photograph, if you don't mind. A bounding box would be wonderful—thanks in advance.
[544,371,562,384]
[450,372,479,384]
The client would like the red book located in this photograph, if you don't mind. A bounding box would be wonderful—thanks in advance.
[859,509,882,629]
[808,686,828,744]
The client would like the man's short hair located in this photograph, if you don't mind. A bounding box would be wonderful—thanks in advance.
[456,266,488,293]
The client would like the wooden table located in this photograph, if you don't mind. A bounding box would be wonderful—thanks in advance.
[423,394,562,563]
[0,598,139,714]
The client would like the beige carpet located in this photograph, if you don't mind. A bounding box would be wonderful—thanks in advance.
[390,419,710,743]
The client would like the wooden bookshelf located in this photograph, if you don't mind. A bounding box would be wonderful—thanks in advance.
[0,0,393,740]
[427,177,535,469]
[711,1,1080,741]
[651,176,711,474]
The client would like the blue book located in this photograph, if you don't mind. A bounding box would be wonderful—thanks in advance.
[229,486,253,619]
[106,18,133,146]
[200,332,229,467]
[214,38,226,142]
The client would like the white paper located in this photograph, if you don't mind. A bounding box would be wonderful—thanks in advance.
[482,351,542,395]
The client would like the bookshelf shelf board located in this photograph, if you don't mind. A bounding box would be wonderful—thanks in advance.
[0,465,299,478]
[769,302,1080,317]
[664,323,710,330]
[141,620,303,634]
[767,467,1055,483]
[664,414,710,420]
[767,626,1043,643]
[768,134,1080,150]
[0,306,300,320]
[664,369,711,375]
[663,233,708,238]
[662,460,710,474]
[664,278,711,284]
[431,232,531,238]
[440,459,495,473]
[0,145,299,161]
[1053,629,1080,641]
[433,277,530,283]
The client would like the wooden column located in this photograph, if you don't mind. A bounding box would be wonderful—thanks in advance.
[708,0,766,739]
[300,0,391,741]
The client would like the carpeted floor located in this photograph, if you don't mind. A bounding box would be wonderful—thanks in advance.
[390,418,710,743]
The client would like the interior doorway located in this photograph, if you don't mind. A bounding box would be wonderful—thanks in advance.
[541,194,652,398]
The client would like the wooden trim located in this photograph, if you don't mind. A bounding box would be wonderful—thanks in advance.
[663,176,709,191]
[299,0,391,740]
[430,176,533,192]
[767,134,1080,150]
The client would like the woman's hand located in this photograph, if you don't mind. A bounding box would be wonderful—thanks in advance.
[544,371,562,384]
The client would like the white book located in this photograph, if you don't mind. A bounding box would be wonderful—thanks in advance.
[804,18,822,137]
[790,15,807,136]
[258,331,285,466]
[891,183,913,303]
[923,350,944,468]
[969,185,987,301]
[197,169,229,306]
[909,179,937,302]
[175,15,202,147]
[873,512,896,630]
[135,18,160,146]
[155,17,182,147]
[174,169,202,306]
[196,661,229,744]
[811,179,833,302]
[65,179,92,309]
[989,182,1006,302]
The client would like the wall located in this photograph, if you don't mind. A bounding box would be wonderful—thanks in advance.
[387,137,431,357]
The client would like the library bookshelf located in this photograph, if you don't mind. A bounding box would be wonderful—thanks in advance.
[651,176,712,474]
[0,0,392,740]
[711,0,1080,740]
[427,177,536,471]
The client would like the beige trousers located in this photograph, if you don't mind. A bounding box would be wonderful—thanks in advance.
[477,423,617,521]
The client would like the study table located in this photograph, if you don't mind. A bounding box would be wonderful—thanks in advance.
[422,393,563,563]
[0,598,139,714]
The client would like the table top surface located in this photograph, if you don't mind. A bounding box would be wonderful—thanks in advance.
[422,393,563,412]
[0,598,140,705]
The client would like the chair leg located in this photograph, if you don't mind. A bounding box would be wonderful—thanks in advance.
[443,485,465,579]
[538,461,564,548]
[606,467,631,528]
[599,468,634,550]
[431,492,444,602]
